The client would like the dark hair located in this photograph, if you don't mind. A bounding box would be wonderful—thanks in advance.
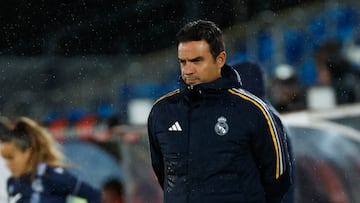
[0,121,32,152]
[176,20,225,60]
[102,178,124,196]
[0,117,31,152]
[232,62,265,99]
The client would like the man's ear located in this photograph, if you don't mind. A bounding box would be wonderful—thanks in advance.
[217,51,226,67]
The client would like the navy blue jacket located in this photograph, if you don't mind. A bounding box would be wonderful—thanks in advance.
[148,65,292,203]
[7,163,101,203]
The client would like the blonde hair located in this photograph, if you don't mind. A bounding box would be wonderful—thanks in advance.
[13,117,66,176]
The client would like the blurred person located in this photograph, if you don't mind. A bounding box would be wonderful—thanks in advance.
[232,62,295,203]
[147,20,292,203]
[106,115,163,203]
[267,64,306,112]
[106,114,142,143]
[0,157,10,202]
[314,40,360,105]
[0,116,101,203]
[232,61,266,99]
[101,178,125,203]
[0,116,12,203]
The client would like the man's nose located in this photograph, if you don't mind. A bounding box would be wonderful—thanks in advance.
[182,63,194,74]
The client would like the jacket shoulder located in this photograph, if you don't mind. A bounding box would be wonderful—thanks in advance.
[228,88,271,113]
[153,89,180,105]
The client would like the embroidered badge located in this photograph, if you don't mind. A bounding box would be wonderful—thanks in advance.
[214,116,229,136]
[32,178,44,192]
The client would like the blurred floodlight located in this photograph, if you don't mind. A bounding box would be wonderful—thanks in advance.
[274,64,296,80]
[127,98,153,125]
[307,86,336,110]
[345,45,360,68]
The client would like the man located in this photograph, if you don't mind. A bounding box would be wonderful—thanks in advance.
[147,20,292,203]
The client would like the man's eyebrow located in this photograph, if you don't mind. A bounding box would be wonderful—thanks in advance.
[178,56,203,61]
[189,56,203,62]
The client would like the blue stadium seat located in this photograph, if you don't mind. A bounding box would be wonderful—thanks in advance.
[283,29,306,65]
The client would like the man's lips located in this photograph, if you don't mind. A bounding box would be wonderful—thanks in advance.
[184,77,198,84]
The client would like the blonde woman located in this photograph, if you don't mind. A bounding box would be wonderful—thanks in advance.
[0,117,101,203]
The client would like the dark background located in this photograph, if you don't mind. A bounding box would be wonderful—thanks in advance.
[0,0,313,56]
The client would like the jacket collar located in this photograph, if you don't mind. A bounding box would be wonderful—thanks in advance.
[179,64,242,95]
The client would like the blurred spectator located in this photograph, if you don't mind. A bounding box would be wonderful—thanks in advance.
[232,61,295,203]
[267,64,306,112]
[232,61,266,98]
[101,178,125,203]
[0,116,101,203]
[106,114,162,203]
[314,40,360,105]
[0,157,10,203]
[107,114,142,143]
[0,116,12,203]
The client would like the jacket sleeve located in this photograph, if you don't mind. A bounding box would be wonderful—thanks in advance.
[252,106,293,203]
[147,109,165,189]
[45,166,101,203]
[73,179,102,203]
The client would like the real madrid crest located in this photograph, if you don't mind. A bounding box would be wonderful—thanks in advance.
[214,116,229,136]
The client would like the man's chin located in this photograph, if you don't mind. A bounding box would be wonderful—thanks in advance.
[185,79,199,86]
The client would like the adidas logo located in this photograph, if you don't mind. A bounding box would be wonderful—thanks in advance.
[168,121,182,131]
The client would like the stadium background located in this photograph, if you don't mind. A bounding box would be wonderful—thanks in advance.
[1,0,349,120]
[1,0,360,202]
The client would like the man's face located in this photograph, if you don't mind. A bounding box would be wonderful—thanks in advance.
[178,40,225,86]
